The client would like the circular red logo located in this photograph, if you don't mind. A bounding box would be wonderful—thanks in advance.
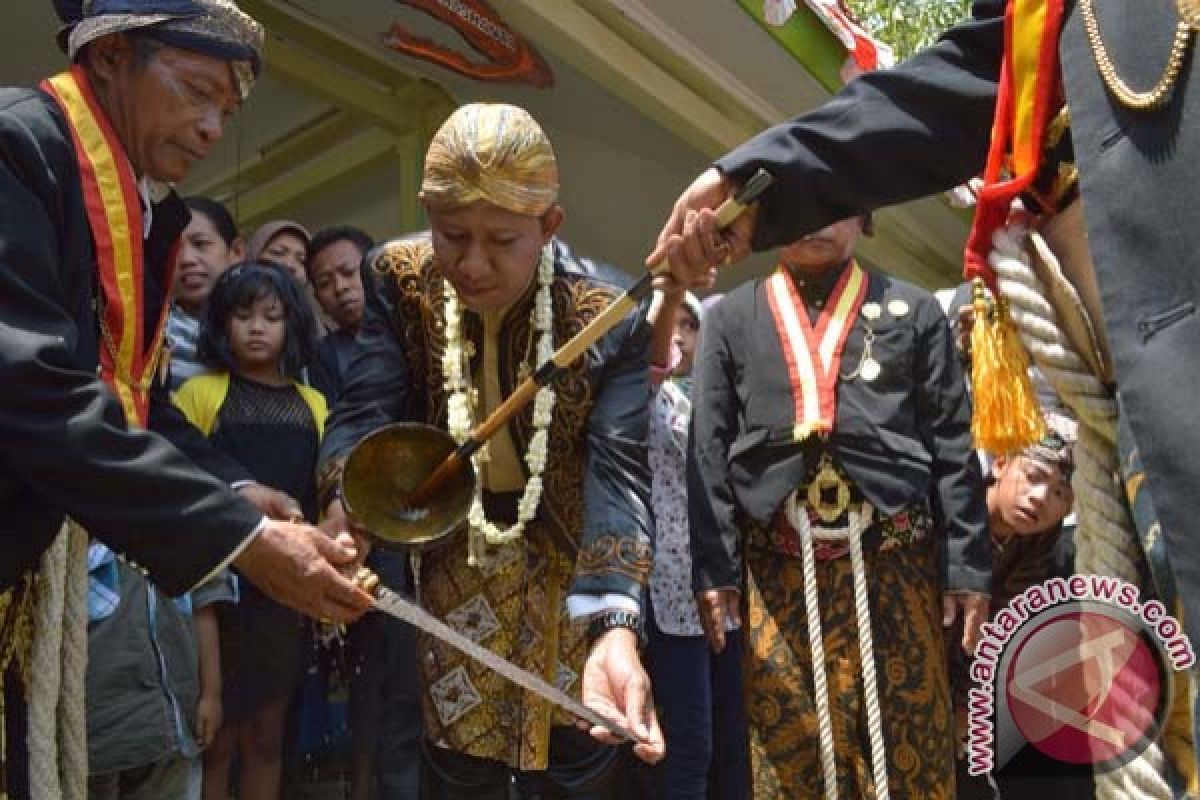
[1004,607,1168,768]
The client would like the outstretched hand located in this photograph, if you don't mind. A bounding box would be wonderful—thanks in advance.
[646,168,758,290]
[579,627,665,764]
[233,520,373,624]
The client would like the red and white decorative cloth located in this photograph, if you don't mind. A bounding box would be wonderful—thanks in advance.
[763,0,895,71]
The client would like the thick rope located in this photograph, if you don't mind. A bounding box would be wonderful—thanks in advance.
[27,522,88,800]
[787,499,886,799]
[794,503,839,800]
[847,508,890,800]
[990,223,1170,799]
[59,525,89,800]
[28,529,66,800]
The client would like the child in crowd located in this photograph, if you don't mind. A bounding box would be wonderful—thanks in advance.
[642,288,748,799]
[985,435,1076,603]
[952,431,1085,799]
[173,263,325,800]
[167,197,244,390]
[940,283,1087,796]
[246,220,311,285]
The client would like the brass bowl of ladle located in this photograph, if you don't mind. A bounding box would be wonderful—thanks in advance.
[340,422,477,550]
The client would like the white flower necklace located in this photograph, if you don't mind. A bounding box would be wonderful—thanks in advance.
[442,244,557,564]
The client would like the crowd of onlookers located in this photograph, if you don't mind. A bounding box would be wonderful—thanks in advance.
[89,197,1080,800]
[88,200,421,800]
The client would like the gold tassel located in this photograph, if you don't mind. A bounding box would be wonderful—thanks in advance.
[969,279,1046,455]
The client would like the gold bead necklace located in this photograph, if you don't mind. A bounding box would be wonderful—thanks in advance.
[1080,0,1197,110]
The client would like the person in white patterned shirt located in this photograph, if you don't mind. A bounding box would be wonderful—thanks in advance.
[643,288,748,800]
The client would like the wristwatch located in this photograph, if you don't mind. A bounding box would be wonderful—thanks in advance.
[586,609,644,648]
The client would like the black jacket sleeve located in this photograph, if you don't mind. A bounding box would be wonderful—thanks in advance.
[687,299,743,591]
[0,102,260,596]
[913,297,991,593]
[569,305,655,603]
[716,0,1004,250]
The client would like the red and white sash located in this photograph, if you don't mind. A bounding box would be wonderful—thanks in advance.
[765,262,868,441]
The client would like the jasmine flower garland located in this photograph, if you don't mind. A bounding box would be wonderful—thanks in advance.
[442,244,557,565]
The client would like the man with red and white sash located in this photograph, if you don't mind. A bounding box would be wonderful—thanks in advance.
[0,3,371,797]
[688,215,989,798]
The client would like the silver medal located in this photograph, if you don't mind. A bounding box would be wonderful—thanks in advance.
[861,358,882,382]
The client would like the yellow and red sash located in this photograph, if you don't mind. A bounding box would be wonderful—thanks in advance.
[41,66,174,429]
[959,0,1062,454]
[963,0,1066,287]
[766,262,868,441]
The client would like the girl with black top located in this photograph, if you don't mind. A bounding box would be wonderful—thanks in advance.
[174,263,326,800]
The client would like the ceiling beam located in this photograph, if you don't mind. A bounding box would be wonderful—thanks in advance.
[505,0,966,284]
[230,128,399,229]
[262,36,434,137]
[242,0,436,90]
[239,0,455,137]
[190,109,360,199]
[501,1,755,155]
[174,0,459,232]
[578,0,789,131]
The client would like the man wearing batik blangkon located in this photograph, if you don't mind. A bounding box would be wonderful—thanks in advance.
[689,216,990,798]
[0,3,373,798]
[318,103,663,798]
[951,430,1087,800]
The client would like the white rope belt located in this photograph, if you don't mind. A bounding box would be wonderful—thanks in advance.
[785,496,890,800]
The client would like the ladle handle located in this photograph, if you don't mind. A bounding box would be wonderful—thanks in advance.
[405,169,774,508]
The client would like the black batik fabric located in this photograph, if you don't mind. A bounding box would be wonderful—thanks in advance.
[741,511,954,799]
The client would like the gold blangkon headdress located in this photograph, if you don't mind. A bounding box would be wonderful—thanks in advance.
[421,103,559,217]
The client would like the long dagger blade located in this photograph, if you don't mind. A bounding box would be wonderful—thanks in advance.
[369,584,639,743]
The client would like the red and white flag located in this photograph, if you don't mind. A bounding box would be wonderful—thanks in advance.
[764,0,895,71]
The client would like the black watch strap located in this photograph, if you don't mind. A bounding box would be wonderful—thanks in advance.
[586,609,644,647]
